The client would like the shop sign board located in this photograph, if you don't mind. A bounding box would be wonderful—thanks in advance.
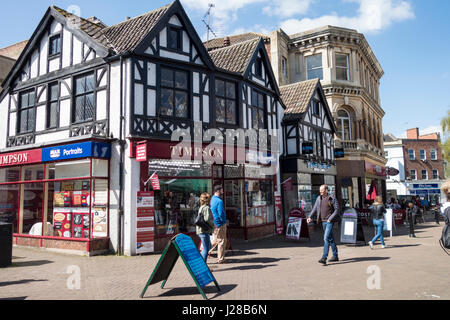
[42,142,111,162]
[140,234,220,300]
[301,142,313,155]
[412,184,439,189]
[365,161,386,177]
[136,142,148,162]
[0,149,42,167]
[334,148,345,158]
[285,208,309,241]
[274,191,283,235]
[136,191,155,254]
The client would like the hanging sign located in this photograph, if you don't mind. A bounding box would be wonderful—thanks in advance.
[149,172,161,191]
[136,142,148,162]
[140,234,221,300]
[136,191,155,254]
[302,142,314,155]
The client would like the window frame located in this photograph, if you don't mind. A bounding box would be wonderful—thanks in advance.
[408,149,415,160]
[215,78,238,125]
[48,33,62,58]
[255,57,263,78]
[337,109,352,140]
[159,67,190,119]
[17,89,36,134]
[167,25,183,51]
[410,169,417,180]
[72,72,96,124]
[335,53,350,81]
[421,169,428,180]
[432,169,438,180]
[419,149,426,161]
[46,82,60,129]
[430,149,437,160]
[305,54,323,80]
[250,89,266,130]
[281,57,288,77]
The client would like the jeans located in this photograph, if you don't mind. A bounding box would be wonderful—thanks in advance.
[371,219,385,246]
[198,233,212,263]
[322,222,338,259]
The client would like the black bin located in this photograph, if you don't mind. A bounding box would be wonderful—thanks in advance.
[340,208,359,244]
[0,222,13,268]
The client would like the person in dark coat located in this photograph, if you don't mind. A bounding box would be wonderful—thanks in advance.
[369,196,387,249]
[406,201,419,237]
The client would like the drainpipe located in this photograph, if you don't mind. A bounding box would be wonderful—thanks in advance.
[118,55,125,256]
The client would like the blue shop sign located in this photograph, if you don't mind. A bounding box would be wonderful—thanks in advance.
[42,142,111,162]
[413,184,439,189]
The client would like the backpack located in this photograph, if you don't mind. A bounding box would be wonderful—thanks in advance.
[328,197,341,223]
[439,207,450,256]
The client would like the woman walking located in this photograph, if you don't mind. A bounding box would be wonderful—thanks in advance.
[369,196,387,249]
[196,193,215,263]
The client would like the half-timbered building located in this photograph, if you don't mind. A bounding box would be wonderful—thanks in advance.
[279,79,336,218]
[0,1,284,256]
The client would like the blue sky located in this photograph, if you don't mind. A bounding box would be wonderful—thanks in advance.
[0,0,448,139]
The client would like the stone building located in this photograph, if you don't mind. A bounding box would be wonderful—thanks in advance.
[0,41,28,90]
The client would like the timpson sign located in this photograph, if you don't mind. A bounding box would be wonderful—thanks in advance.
[0,149,42,167]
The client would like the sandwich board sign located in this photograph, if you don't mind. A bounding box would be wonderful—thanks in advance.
[140,234,221,300]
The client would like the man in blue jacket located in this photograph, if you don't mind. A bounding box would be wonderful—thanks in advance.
[209,185,227,264]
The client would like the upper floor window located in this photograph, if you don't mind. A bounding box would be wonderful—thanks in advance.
[408,149,415,160]
[160,67,188,118]
[421,170,428,180]
[49,34,61,56]
[282,57,287,77]
[18,90,35,134]
[419,149,426,160]
[255,57,263,78]
[312,100,320,116]
[167,26,182,51]
[430,149,437,160]
[306,54,323,80]
[337,109,351,140]
[47,82,59,129]
[336,53,349,81]
[432,170,438,180]
[410,170,416,180]
[215,79,237,125]
[73,73,95,123]
[313,130,324,158]
[251,89,265,129]
[285,125,297,155]
[385,151,389,158]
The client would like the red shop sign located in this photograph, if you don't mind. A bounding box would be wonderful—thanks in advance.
[136,142,148,162]
[0,149,42,167]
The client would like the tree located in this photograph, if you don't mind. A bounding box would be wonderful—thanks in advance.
[441,109,450,178]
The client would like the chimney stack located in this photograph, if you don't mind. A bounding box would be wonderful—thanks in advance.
[406,128,419,140]
[223,36,231,47]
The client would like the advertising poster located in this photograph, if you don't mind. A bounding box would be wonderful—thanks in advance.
[53,209,72,238]
[136,191,155,254]
[92,207,108,238]
[274,191,283,235]
[286,216,302,240]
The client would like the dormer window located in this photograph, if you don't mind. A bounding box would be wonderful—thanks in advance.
[49,34,61,56]
[167,26,182,51]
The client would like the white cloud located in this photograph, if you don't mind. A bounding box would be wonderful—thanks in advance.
[262,0,314,18]
[280,0,415,34]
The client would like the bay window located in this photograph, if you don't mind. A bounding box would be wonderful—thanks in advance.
[160,67,189,118]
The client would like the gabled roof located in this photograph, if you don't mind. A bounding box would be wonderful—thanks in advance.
[204,32,269,51]
[0,40,28,60]
[209,38,260,74]
[280,79,319,118]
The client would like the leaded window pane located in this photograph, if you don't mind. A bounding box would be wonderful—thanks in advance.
[161,68,174,87]
[226,82,235,99]
[161,89,174,116]
[175,91,188,118]
[49,102,58,128]
[226,100,236,125]
[215,80,225,96]
[216,98,226,123]
[175,71,187,89]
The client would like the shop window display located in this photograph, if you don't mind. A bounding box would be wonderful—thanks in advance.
[245,180,274,226]
[224,180,243,227]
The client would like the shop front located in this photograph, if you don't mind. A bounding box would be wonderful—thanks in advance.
[135,139,277,252]
[336,160,386,209]
[408,183,443,206]
[0,140,111,256]
[280,158,337,226]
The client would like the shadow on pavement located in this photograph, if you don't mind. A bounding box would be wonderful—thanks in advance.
[0,279,48,287]
[11,260,54,268]
[225,257,289,264]
[151,284,237,300]
[385,244,421,249]
[211,264,278,272]
[0,297,28,300]
[328,256,390,266]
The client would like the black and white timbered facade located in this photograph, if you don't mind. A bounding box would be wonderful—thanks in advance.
[279,79,337,217]
[0,1,284,256]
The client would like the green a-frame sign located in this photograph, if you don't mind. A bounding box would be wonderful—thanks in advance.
[140,234,221,300]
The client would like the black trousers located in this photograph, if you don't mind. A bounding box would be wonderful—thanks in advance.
[408,214,415,235]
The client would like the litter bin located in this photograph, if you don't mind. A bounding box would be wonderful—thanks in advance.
[340,208,359,244]
[0,222,13,267]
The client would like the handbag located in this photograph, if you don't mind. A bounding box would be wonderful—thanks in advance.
[194,206,211,231]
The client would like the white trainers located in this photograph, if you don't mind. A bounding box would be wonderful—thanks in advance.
[381,245,386,249]
[369,241,374,249]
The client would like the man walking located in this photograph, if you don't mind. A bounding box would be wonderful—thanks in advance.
[406,201,418,238]
[209,185,228,264]
[307,185,341,265]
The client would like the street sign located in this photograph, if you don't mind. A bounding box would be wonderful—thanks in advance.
[140,234,220,300]
[387,167,399,176]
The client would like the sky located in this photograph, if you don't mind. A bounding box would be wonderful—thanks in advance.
[0,0,448,139]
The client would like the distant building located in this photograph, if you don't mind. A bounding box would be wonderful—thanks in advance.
[384,128,445,205]
[0,40,28,90]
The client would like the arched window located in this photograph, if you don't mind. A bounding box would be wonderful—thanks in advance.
[337,109,352,140]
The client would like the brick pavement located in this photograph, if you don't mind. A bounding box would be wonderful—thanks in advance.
[1,218,449,300]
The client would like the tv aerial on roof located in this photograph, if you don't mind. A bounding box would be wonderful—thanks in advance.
[202,3,217,50]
